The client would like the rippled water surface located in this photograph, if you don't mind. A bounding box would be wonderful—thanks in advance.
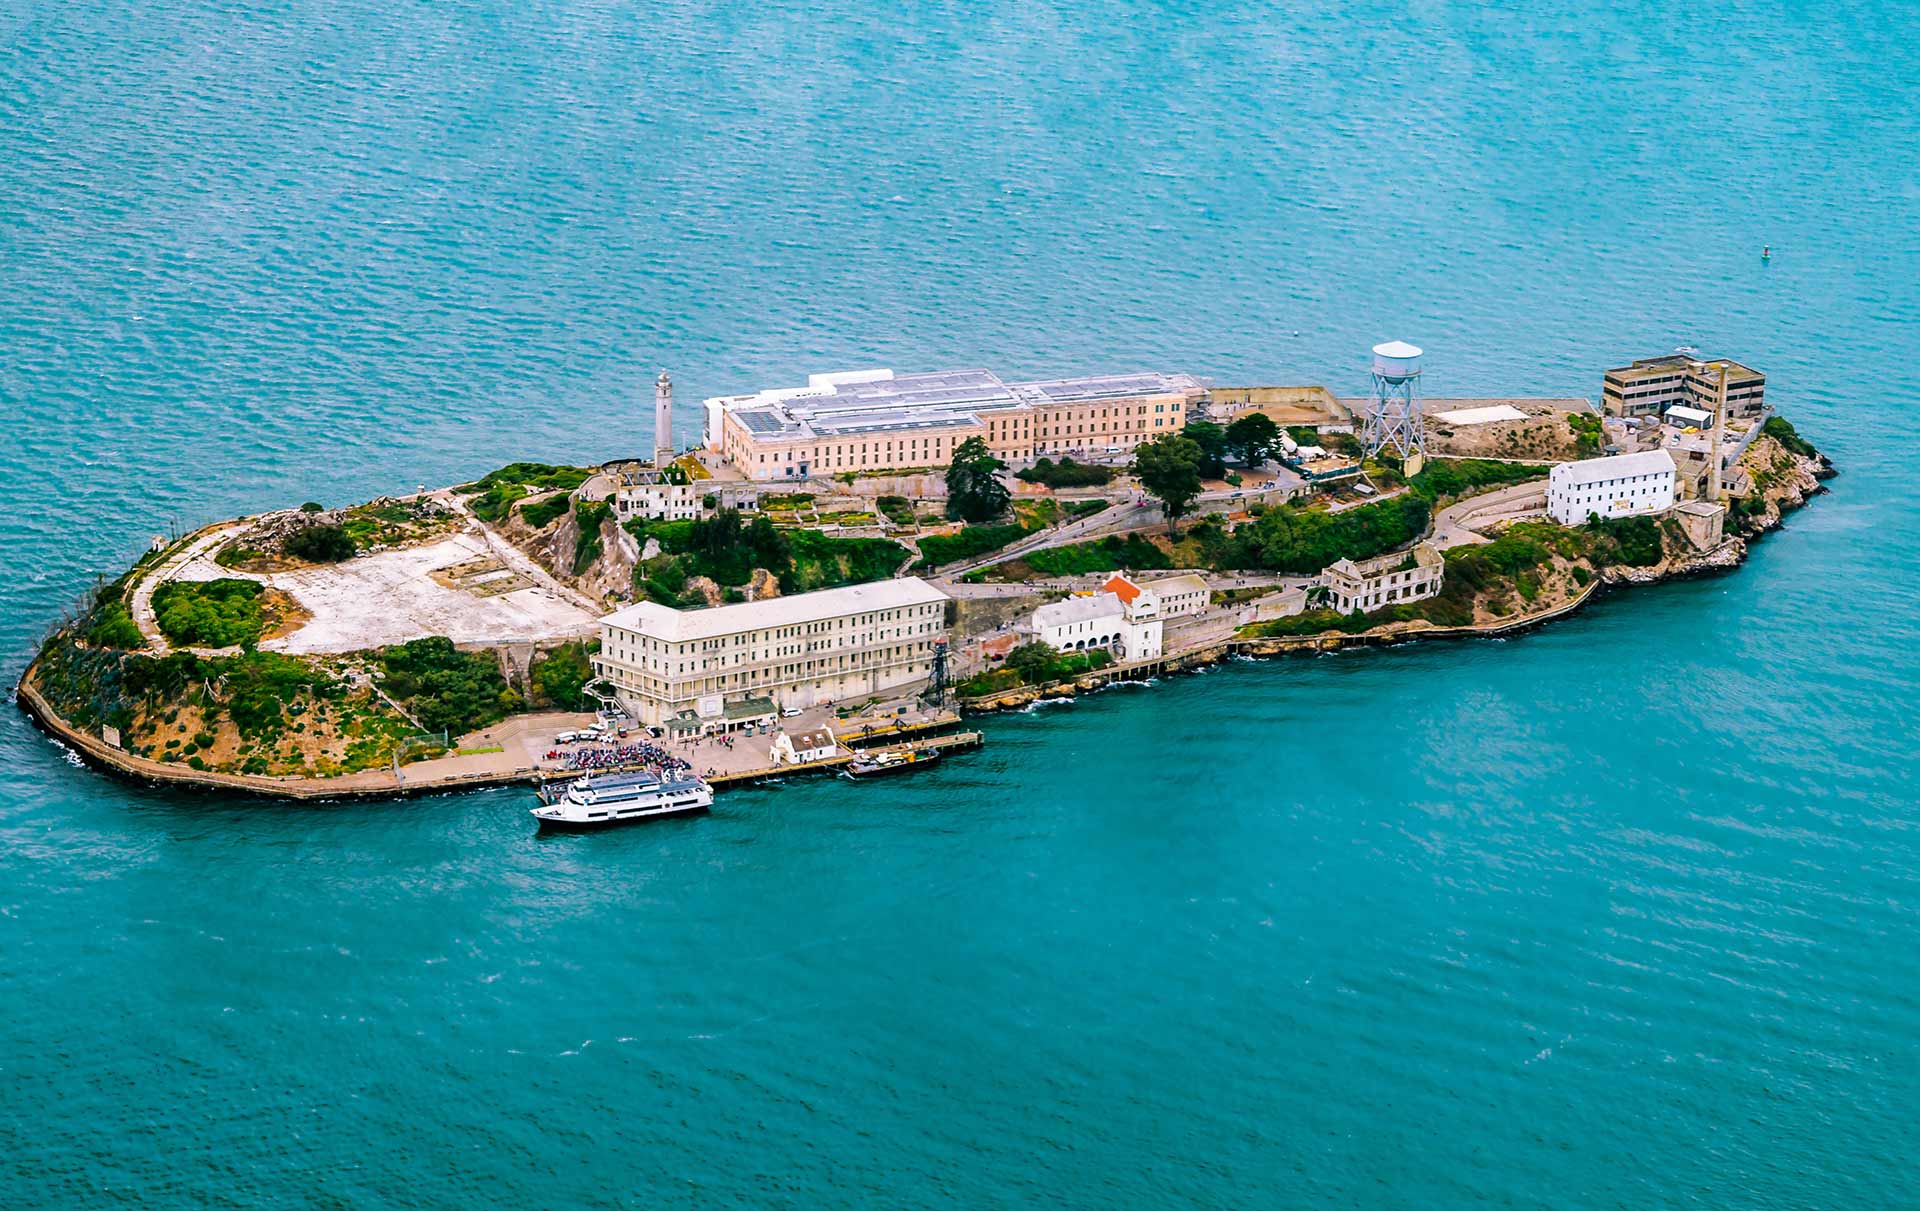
[3,2,1918,1206]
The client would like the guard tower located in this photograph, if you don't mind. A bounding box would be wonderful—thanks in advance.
[1362,340,1426,471]
[653,369,675,468]
[923,638,949,705]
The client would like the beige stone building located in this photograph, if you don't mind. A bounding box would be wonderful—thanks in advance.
[1141,573,1210,618]
[593,579,950,727]
[1601,354,1765,423]
[703,367,1207,482]
[1321,543,1444,615]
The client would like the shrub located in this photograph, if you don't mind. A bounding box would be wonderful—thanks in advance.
[956,668,1023,697]
[1763,416,1818,459]
[781,531,907,593]
[1015,534,1173,577]
[531,641,596,710]
[517,493,573,530]
[876,496,917,526]
[914,524,1027,569]
[85,599,145,650]
[459,463,593,522]
[1566,412,1604,455]
[1586,515,1664,567]
[1408,458,1549,505]
[299,501,324,513]
[219,650,338,737]
[1232,494,1430,573]
[1016,457,1114,488]
[378,637,521,737]
[151,579,266,648]
[628,510,905,597]
[571,499,612,574]
[285,523,355,563]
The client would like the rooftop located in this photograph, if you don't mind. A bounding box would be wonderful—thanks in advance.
[1608,354,1763,382]
[790,726,837,751]
[1101,573,1143,606]
[710,367,1204,444]
[1551,448,1677,484]
[602,578,949,643]
[1143,572,1210,596]
[1034,592,1124,628]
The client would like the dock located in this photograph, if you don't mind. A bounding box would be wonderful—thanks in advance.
[707,729,984,789]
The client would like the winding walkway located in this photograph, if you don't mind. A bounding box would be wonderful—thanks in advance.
[127,524,246,654]
[1430,482,1547,550]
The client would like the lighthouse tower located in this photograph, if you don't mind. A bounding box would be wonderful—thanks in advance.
[653,370,674,469]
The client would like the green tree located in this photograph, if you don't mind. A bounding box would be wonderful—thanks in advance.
[1180,421,1229,478]
[1132,434,1205,535]
[531,641,596,710]
[285,523,355,563]
[1224,413,1281,466]
[945,437,1011,522]
[1004,642,1066,685]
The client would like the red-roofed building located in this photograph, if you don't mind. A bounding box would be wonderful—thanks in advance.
[1101,573,1143,606]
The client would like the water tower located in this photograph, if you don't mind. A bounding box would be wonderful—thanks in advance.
[1362,340,1426,470]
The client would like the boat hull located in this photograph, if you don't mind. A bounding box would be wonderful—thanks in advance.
[531,800,711,831]
[845,752,942,778]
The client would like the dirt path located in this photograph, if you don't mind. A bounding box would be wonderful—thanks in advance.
[441,491,604,614]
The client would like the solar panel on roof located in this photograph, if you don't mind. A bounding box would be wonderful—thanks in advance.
[737,411,790,434]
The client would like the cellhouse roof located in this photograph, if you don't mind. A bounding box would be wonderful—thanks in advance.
[601,577,949,644]
[709,367,1205,444]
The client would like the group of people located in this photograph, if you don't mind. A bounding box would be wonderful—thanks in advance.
[547,739,690,776]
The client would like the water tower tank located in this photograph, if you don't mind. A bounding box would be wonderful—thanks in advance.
[1371,340,1423,381]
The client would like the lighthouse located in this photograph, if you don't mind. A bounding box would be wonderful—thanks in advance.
[653,369,674,469]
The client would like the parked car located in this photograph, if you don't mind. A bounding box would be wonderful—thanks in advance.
[780,707,804,718]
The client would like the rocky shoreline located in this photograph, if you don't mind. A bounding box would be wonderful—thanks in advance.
[15,433,1835,797]
[959,443,1835,714]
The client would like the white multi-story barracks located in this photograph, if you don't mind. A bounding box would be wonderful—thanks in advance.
[704,367,1208,481]
[1547,449,1677,525]
[593,579,950,728]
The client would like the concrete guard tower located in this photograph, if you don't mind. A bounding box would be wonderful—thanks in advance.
[653,369,674,468]
[1362,340,1427,473]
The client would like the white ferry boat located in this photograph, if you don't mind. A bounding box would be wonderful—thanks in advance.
[531,770,713,830]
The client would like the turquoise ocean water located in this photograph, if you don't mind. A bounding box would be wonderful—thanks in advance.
[3,2,1918,1205]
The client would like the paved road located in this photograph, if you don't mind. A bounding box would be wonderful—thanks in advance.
[936,499,1163,575]
[1430,482,1547,549]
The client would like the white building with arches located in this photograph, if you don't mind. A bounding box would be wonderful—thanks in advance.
[1030,574,1163,662]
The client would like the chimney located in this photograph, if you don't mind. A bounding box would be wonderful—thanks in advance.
[1707,364,1725,503]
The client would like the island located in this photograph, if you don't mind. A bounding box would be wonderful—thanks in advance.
[16,351,1834,801]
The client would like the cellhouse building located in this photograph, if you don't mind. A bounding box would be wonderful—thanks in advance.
[592,579,951,729]
[703,367,1208,480]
